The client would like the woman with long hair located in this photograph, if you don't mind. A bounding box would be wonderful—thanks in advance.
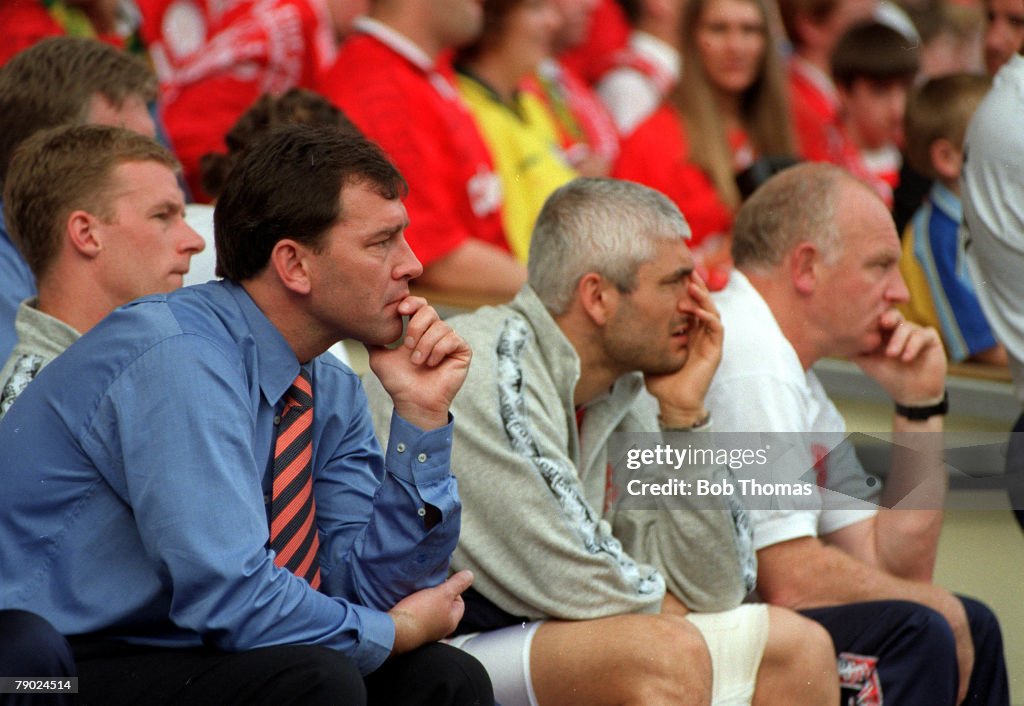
[615,0,796,286]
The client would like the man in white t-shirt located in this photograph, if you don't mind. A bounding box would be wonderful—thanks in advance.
[707,162,1008,705]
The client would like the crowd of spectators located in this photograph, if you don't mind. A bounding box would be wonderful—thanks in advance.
[0,0,1014,307]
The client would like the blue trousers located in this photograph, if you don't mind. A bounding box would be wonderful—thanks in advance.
[801,597,1008,705]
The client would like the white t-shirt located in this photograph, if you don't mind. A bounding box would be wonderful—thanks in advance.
[707,270,878,550]
[962,54,1024,403]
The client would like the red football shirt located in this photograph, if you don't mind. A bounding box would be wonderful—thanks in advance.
[0,0,127,66]
[789,57,841,163]
[615,104,734,247]
[318,24,507,267]
[138,0,336,201]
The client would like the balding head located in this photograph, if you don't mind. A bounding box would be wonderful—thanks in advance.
[731,163,862,271]
[733,163,908,364]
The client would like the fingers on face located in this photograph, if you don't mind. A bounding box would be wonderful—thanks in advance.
[397,295,429,318]
[407,317,469,368]
[904,326,941,363]
[879,308,903,331]
[687,280,723,341]
[885,319,912,358]
[688,273,716,310]
[425,329,466,367]
[693,305,723,335]
[885,320,938,362]
[403,302,441,349]
[409,320,450,365]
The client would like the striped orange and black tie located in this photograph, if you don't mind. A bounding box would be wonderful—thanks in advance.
[269,369,321,589]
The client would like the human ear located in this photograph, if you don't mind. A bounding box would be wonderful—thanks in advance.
[270,239,314,295]
[578,272,618,326]
[66,210,103,258]
[790,242,820,295]
[929,138,962,183]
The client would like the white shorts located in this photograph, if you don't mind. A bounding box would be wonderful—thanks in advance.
[686,604,770,706]
[447,604,769,706]
[445,621,542,706]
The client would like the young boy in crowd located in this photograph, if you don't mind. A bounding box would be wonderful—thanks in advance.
[831,20,920,206]
[898,73,1006,365]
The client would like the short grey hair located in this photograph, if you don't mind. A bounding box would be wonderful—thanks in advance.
[731,163,854,269]
[528,178,691,315]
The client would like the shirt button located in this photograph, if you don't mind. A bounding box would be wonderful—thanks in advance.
[273,415,281,426]
[417,453,427,463]
[396,442,406,453]
[417,507,426,517]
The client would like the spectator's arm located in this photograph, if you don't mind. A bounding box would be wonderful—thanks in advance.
[415,239,525,298]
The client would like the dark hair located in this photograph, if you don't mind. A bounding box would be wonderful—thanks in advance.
[214,125,408,281]
[0,37,157,184]
[615,0,643,25]
[778,0,841,48]
[200,88,361,199]
[456,0,522,63]
[831,21,920,87]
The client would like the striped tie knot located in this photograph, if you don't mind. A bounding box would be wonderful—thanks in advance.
[270,368,321,589]
[283,369,313,411]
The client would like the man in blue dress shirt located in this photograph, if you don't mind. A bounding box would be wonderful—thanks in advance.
[0,125,491,706]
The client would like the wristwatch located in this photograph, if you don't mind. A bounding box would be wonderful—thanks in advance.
[894,390,948,420]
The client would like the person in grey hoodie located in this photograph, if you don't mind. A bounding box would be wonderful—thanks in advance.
[365,177,838,706]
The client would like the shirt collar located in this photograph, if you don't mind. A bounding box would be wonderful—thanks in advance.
[790,55,838,106]
[14,298,81,357]
[353,16,435,72]
[223,280,303,406]
[930,181,962,222]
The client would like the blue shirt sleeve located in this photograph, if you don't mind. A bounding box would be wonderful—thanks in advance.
[915,193,998,361]
[313,379,461,611]
[925,204,995,358]
[79,334,399,673]
[0,209,37,362]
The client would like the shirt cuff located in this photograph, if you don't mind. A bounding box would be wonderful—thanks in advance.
[385,411,454,485]
[818,507,878,536]
[348,603,397,675]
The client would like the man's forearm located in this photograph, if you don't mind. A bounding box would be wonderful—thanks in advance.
[758,536,949,611]
[876,413,946,581]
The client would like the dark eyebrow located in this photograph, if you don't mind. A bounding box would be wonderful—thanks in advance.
[660,266,694,284]
[365,220,409,242]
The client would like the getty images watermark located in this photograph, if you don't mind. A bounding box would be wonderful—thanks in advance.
[623,442,814,498]
[606,430,1020,512]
